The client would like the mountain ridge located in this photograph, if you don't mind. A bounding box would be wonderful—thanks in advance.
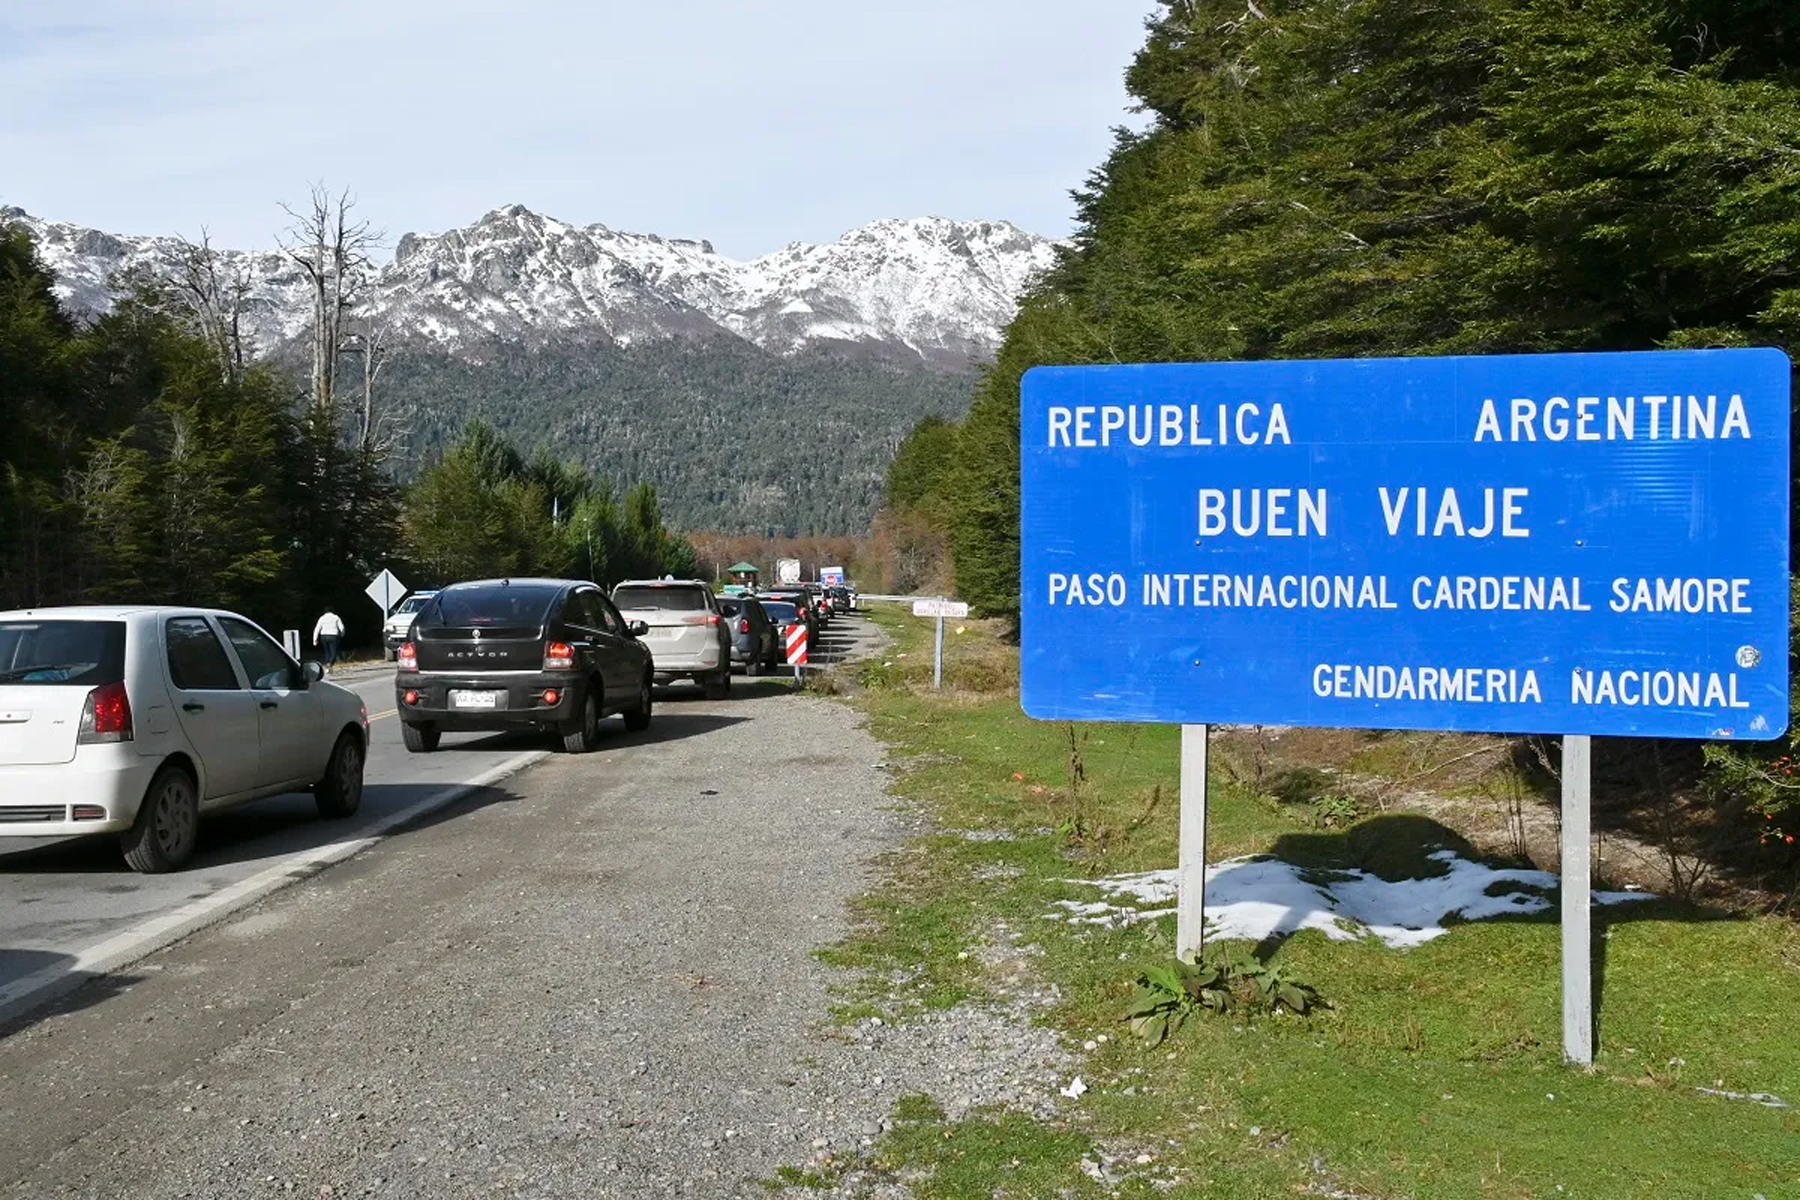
[2,203,1058,368]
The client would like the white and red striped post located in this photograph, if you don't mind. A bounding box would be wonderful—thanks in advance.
[784,621,808,685]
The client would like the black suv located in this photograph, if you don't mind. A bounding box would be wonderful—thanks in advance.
[396,578,654,754]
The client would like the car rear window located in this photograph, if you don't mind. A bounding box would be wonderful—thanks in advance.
[759,601,799,625]
[613,585,712,613]
[716,599,742,617]
[421,584,561,629]
[0,620,126,686]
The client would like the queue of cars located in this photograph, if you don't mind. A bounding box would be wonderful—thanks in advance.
[393,575,858,751]
[0,576,858,873]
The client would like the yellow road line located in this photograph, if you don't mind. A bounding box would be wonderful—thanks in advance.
[368,709,397,723]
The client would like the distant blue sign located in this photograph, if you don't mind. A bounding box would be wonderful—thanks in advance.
[1020,349,1791,738]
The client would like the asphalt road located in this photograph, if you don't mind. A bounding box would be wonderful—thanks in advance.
[0,616,871,1026]
[0,615,908,1199]
[0,667,553,1022]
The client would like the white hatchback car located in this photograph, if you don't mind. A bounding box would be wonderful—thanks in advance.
[0,606,369,873]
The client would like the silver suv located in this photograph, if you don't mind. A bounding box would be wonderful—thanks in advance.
[610,580,732,698]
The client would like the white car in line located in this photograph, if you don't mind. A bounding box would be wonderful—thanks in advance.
[382,589,438,659]
[0,606,369,873]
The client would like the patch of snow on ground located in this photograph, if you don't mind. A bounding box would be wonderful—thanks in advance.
[1051,851,1655,949]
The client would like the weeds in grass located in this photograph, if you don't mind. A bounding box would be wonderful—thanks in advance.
[1312,794,1361,829]
[1125,951,1326,1044]
[836,608,1800,1199]
[1504,767,1532,863]
[1124,783,1164,836]
[1062,723,1090,843]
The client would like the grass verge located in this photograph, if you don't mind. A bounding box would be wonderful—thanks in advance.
[823,604,1800,1199]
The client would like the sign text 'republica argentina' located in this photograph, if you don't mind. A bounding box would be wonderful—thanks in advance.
[1019,350,1791,738]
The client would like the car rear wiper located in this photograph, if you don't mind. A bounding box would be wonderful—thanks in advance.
[0,663,86,682]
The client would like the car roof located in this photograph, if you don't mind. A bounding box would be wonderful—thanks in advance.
[612,579,711,588]
[0,604,221,620]
[442,578,580,591]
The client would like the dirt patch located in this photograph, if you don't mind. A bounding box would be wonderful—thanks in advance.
[1211,725,1795,911]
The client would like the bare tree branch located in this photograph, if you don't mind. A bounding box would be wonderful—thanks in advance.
[279,184,381,421]
[170,228,253,385]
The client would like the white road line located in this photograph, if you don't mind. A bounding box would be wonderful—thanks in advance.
[0,750,547,1027]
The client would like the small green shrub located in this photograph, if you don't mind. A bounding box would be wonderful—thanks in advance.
[1124,951,1325,1044]
[1312,794,1361,828]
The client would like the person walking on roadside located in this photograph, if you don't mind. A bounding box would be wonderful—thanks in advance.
[312,608,346,675]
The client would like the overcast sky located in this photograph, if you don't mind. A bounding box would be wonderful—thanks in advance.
[1,1,1153,259]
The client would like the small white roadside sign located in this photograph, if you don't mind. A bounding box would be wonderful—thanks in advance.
[365,568,408,616]
[776,558,802,584]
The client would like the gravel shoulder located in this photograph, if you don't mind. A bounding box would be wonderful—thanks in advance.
[0,626,1068,1199]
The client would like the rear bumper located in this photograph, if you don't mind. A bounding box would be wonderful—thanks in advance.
[0,748,160,836]
[395,671,583,731]
[643,642,724,675]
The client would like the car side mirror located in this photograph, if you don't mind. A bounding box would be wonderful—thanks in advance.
[629,620,649,637]
[303,660,325,684]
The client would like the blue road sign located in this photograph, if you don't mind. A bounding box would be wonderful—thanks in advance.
[1020,349,1791,738]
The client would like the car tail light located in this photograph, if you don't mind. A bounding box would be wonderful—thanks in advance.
[73,805,107,821]
[544,642,576,670]
[78,681,133,744]
[542,688,560,706]
[403,690,419,705]
[682,613,722,626]
[398,642,418,670]
[738,618,750,634]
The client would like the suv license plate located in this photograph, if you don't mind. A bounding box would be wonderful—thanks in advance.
[449,690,499,710]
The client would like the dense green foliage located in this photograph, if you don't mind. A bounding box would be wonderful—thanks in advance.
[858,416,962,594]
[403,418,697,586]
[0,224,398,643]
[928,0,1800,824]
[880,415,960,519]
[950,0,1800,617]
[377,339,977,537]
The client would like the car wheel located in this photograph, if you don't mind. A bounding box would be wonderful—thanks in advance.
[703,661,730,700]
[314,730,365,818]
[745,652,761,677]
[121,764,200,873]
[402,721,440,753]
[562,688,600,753]
[623,674,653,732]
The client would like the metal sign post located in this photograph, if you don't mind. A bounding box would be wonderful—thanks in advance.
[1561,735,1594,1065]
[1018,348,1790,1067]
[934,610,945,688]
[1176,724,1210,963]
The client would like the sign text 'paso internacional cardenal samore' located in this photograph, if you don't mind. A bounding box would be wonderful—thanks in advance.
[1019,349,1791,739]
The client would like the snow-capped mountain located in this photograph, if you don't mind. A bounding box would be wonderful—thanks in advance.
[3,204,1059,367]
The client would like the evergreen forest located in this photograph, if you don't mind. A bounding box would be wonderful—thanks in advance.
[878,0,1800,823]
[378,339,976,536]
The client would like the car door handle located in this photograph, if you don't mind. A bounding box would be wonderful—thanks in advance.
[182,702,205,712]
[260,700,279,710]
